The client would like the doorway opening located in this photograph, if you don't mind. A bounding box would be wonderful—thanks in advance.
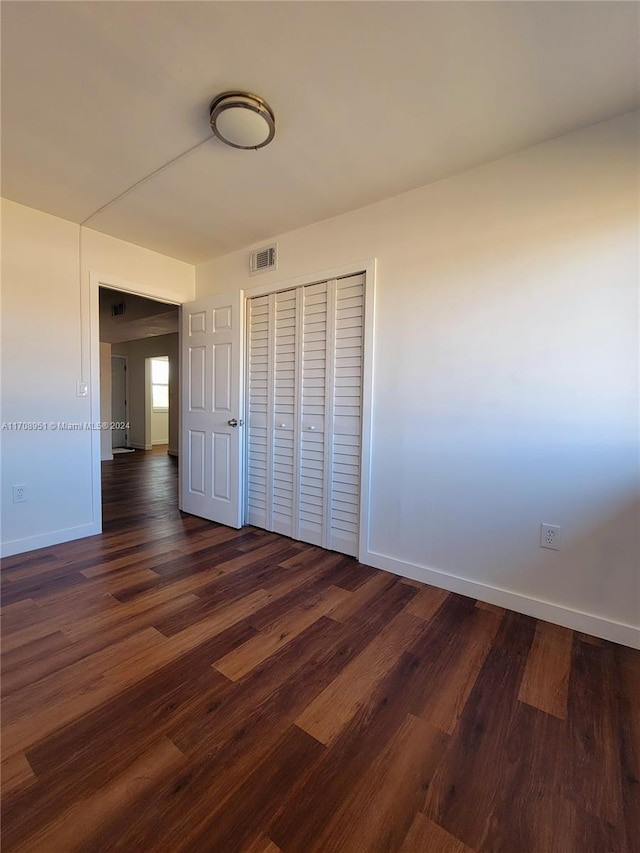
[98,286,180,521]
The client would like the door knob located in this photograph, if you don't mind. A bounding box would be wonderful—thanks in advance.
[228,418,244,427]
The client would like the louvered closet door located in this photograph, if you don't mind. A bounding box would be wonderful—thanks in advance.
[246,273,364,558]
[299,281,328,547]
[327,274,364,556]
[272,289,298,537]
[246,295,269,529]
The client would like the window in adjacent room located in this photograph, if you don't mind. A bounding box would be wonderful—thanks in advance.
[151,357,169,411]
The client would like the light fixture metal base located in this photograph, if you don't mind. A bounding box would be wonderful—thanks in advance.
[209,91,275,150]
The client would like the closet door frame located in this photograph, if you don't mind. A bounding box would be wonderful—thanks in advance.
[241,258,376,561]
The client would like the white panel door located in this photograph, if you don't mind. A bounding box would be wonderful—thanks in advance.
[111,356,128,448]
[181,292,244,527]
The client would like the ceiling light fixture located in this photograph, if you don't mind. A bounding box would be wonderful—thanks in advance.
[209,91,275,150]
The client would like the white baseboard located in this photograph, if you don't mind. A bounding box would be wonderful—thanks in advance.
[1,521,102,559]
[131,442,152,451]
[101,453,113,461]
[167,447,179,457]
[151,440,169,446]
[363,550,640,650]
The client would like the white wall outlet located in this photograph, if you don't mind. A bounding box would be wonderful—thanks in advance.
[540,523,561,551]
[12,484,27,503]
[76,380,88,397]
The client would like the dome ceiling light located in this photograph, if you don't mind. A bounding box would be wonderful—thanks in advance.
[209,91,275,150]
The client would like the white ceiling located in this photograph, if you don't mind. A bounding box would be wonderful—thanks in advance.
[2,2,638,264]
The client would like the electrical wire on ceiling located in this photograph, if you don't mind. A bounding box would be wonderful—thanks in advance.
[80,135,213,228]
[77,134,213,387]
[80,91,275,230]
[76,90,275,386]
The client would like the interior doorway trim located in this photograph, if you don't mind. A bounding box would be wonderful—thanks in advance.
[239,258,376,560]
[89,272,182,534]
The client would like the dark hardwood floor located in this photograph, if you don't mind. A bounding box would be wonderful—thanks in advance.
[1,447,638,852]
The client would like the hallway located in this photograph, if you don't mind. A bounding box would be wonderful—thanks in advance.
[102,445,178,531]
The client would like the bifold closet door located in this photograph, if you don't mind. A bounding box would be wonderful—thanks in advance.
[272,288,298,537]
[246,273,364,557]
[326,275,364,556]
[298,280,329,547]
[246,294,270,532]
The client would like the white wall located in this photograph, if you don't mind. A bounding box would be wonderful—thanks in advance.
[197,113,640,646]
[112,336,178,453]
[0,198,194,555]
[99,342,112,460]
[1,203,94,552]
[82,228,194,306]
[151,408,169,446]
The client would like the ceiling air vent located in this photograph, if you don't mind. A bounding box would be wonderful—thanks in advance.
[249,244,277,275]
[111,302,126,318]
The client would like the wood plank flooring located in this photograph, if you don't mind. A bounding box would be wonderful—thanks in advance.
[1,447,638,852]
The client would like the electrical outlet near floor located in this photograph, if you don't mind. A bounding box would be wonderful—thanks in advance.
[12,484,28,503]
[540,523,561,551]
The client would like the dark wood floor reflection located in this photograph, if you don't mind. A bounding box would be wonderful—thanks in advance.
[1,447,638,852]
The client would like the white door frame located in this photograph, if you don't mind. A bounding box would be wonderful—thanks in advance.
[89,272,182,532]
[239,258,376,560]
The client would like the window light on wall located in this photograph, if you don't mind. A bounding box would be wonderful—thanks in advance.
[151,358,169,410]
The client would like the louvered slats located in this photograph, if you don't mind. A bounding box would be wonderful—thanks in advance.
[328,276,363,556]
[246,273,364,558]
[299,282,328,547]
[246,295,269,528]
[272,289,297,536]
